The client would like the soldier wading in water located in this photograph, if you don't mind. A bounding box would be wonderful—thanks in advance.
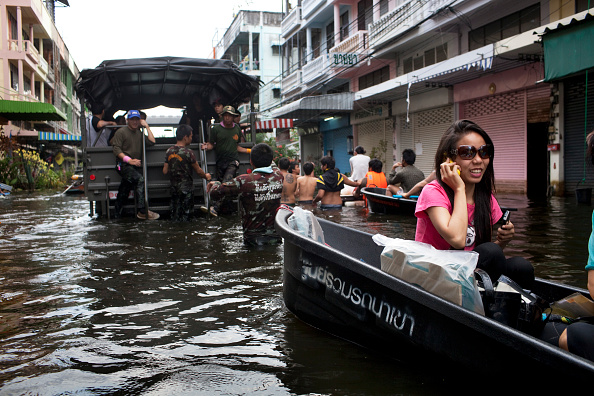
[207,143,283,246]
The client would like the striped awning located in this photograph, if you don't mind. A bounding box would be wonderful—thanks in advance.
[255,119,293,130]
[38,131,81,142]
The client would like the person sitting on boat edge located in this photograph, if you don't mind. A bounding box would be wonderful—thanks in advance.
[353,158,387,199]
[313,156,360,210]
[539,131,594,361]
[414,119,534,288]
[400,170,436,199]
[386,149,425,197]
[349,145,370,182]
[279,157,298,207]
[207,143,283,246]
[296,162,317,205]
[162,124,211,221]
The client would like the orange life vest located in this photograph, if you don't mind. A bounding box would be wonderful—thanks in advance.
[365,171,387,188]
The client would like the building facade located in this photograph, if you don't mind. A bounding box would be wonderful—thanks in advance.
[214,10,284,126]
[0,0,81,143]
[273,0,592,198]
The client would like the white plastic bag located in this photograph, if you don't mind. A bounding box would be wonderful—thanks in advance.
[288,207,325,243]
[372,234,484,315]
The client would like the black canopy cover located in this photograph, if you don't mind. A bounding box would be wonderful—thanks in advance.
[75,57,260,118]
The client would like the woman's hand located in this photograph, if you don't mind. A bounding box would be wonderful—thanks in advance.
[496,221,515,248]
[439,158,463,192]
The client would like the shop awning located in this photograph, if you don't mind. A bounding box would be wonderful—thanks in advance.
[0,100,67,121]
[542,12,594,81]
[255,119,294,130]
[38,131,81,142]
[270,92,354,122]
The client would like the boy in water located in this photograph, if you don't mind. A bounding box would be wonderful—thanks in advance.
[295,162,317,204]
[313,156,360,209]
[278,157,297,206]
[163,124,211,221]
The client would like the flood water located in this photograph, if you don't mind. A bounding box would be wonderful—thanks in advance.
[0,192,591,395]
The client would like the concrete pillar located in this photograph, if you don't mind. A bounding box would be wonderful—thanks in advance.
[18,60,24,99]
[17,6,22,51]
[373,0,380,23]
[334,3,341,46]
[306,27,312,62]
[248,31,253,70]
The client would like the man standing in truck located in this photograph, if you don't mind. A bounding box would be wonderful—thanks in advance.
[201,105,251,216]
[111,110,159,220]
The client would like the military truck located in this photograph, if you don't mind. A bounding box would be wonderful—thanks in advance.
[75,57,259,218]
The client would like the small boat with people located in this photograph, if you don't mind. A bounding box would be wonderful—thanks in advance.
[274,206,594,386]
[0,182,12,198]
[63,174,85,195]
[361,187,417,215]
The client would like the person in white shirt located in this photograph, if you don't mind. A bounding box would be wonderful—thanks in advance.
[349,146,370,182]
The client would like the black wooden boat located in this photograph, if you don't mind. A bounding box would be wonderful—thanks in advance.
[361,187,417,215]
[275,206,594,386]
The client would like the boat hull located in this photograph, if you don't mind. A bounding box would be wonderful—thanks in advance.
[275,207,594,384]
[362,187,417,215]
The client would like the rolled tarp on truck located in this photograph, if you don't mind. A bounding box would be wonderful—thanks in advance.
[74,57,260,218]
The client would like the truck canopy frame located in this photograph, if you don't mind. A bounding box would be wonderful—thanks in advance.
[75,57,260,118]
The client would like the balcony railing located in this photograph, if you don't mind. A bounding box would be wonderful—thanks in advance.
[302,54,329,84]
[281,69,302,96]
[302,0,327,19]
[7,40,40,64]
[330,30,368,54]
[38,57,49,78]
[281,6,301,38]
[369,0,452,47]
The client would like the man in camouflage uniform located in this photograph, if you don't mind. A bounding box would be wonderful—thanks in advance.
[207,143,283,246]
[201,105,251,216]
[163,124,211,221]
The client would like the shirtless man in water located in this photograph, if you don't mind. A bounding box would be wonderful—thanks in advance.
[278,157,297,206]
[295,162,317,204]
[313,156,359,209]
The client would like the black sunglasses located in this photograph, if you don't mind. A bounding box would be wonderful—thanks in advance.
[450,144,493,160]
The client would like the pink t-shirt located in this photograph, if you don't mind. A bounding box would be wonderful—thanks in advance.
[414,180,503,250]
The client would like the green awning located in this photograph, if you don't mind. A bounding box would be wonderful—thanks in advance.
[543,15,594,81]
[0,100,67,121]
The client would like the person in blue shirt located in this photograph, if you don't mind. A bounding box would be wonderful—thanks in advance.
[540,130,594,361]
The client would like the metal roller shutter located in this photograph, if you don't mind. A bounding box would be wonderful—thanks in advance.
[396,106,453,177]
[564,75,594,193]
[358,118,394,173]
[413,106,454,176]
[460,91,526,191]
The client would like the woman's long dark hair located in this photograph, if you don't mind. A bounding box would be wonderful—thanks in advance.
[587,130,594,165]
[434,120,496,246]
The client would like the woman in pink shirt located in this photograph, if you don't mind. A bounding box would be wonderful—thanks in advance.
[415,120,534,288]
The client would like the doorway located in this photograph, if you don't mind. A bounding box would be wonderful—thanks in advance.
[526,122,549,200]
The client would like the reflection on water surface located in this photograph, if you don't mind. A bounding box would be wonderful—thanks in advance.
[0,192,590,394]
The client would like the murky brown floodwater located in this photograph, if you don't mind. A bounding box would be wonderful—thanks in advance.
[0,191,590,395]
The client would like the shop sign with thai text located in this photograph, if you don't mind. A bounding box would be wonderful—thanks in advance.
[331,53,359,68]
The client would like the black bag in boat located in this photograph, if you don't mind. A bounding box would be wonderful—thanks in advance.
[498,275,549,336]
[475,269,521,328]
[475,269,549,335]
